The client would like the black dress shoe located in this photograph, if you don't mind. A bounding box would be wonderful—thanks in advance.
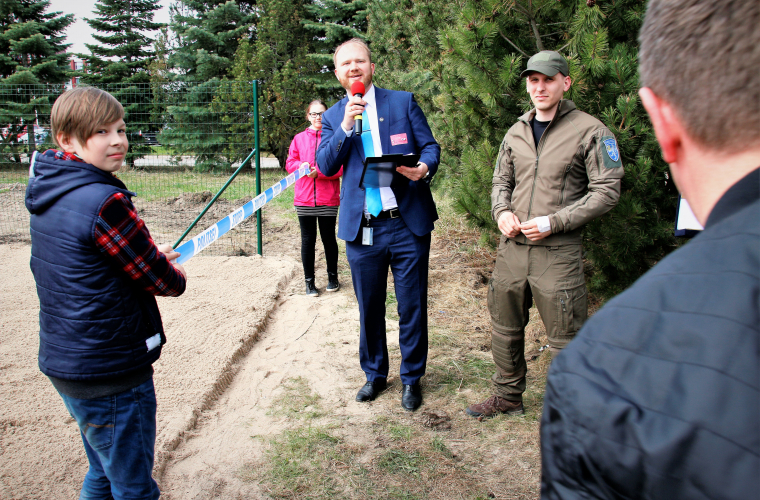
[356,379,387,402]
[401,383,422,411]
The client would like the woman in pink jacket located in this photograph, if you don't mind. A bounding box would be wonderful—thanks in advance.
[285,100,343,297]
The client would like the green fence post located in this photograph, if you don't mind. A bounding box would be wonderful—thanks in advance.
[253,80,262,256]
[172,148,257,248]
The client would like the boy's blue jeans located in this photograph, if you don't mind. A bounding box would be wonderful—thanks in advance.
[58,378,160,500]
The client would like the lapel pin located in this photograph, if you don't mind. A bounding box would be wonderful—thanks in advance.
[379,117,384,122]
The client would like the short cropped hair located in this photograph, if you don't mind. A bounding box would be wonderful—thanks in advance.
[639,0,760,151]
[51,87,124,148]
[332,38,371,68]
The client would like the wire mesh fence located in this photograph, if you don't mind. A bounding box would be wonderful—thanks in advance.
[0,81,280,254]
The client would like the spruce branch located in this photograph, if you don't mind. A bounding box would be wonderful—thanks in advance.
[497,29,529,57]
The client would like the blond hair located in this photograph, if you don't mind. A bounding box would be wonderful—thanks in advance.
[332,38,371,68]
[51,87,124,147]
[639,0,760,151]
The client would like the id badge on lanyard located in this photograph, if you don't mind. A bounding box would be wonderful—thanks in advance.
[362,226,373,246]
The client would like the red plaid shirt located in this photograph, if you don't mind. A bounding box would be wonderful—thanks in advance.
[50,150,186,296]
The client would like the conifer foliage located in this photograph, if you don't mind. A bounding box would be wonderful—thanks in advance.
[77,0,165,167]
[79,0,164,85]
[159,1,258,171]
[169,0,257,82]
[0,0,73,158]
[370,0,678,297]
[303,0,367,96]
[227,0,319,167]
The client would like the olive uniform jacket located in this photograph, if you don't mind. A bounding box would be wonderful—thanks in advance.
[492,99,624,246]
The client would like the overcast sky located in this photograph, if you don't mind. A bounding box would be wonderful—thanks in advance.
[47,0,173,55]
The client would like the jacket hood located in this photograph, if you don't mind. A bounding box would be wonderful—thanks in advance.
[518,99,577,124]
[25,150,130,215]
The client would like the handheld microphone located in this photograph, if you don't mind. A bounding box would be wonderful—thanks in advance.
[350,81,365,136]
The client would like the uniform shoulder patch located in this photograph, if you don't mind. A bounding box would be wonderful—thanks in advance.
[601,136,622,169]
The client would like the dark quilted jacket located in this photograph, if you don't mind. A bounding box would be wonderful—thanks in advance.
[540,168,759,499]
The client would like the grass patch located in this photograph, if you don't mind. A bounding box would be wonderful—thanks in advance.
[0,172,29,186]
[430,436,454,458]
[267,377,324,420]
[385,291,399,321]
[377,448,426,475]
[424,353,496,395]
[119,169,289,202]
[386,422,414,441]
[245,426,347,499]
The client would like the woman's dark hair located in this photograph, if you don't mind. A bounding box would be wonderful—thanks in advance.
[305,99,327,119]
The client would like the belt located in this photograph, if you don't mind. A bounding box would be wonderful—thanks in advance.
[362,209,401,225]
[372,208,401,220]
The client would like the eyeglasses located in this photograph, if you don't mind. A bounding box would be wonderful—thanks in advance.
[308,112,324,118]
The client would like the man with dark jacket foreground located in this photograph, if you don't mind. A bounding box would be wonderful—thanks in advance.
[540,1,759,498]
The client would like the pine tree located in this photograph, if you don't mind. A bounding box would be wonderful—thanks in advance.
[77,0,165,167]
[0,0,73,160]
[79,0,164,85]
[161,1,258,170]
[367,0,453,112]
[147,27,171,129]
[169,0,257,82]
[436,0,568,233]
[435,0,678,297]
[226,0,319,167]
[303,0,367,98]
[565,0,677,296]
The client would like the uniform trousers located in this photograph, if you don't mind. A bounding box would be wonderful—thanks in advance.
[345,216,430,385]
[488,238,587,401]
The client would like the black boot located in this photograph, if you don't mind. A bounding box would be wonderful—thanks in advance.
[305,278,319,297]
[326,272,340,292]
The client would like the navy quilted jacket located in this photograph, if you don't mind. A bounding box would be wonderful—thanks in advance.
[541,168,759,499]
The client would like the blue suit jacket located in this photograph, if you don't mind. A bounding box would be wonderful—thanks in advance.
[317,86,441,241]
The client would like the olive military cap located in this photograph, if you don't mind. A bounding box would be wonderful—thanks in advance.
[520,51,569,78]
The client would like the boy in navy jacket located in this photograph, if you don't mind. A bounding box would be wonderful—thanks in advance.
[25,87,187,499]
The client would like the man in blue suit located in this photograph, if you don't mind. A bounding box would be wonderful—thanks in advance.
[317,38,441,411]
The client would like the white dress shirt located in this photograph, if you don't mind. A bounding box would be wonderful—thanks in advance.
[343,84,398,212]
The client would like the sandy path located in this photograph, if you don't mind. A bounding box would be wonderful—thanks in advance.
[0,244,320,499]
[158,280,389,499]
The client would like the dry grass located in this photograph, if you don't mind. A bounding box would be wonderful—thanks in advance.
[242,194,553,499]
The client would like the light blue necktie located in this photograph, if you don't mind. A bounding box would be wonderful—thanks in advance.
[361,111,383,216]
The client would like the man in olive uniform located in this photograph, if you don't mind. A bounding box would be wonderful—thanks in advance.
[466,51,624,418]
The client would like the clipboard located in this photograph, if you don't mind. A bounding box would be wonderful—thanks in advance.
[360,154,420,189]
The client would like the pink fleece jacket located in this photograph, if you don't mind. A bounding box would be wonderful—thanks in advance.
[285,127,342,207]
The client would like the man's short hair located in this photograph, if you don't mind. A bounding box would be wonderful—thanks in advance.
[332,38,371,68]
[639,0,760,152]
[51,87,124,147]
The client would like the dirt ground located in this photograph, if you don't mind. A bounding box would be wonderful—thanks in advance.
[1,184,548,499]
[0,244,308,498]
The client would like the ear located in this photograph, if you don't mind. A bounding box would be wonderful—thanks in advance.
[639,87,684,165]
[563,75,572,92]
[56,132,77,153]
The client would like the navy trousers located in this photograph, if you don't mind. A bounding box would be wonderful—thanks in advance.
[345,216,430,385]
